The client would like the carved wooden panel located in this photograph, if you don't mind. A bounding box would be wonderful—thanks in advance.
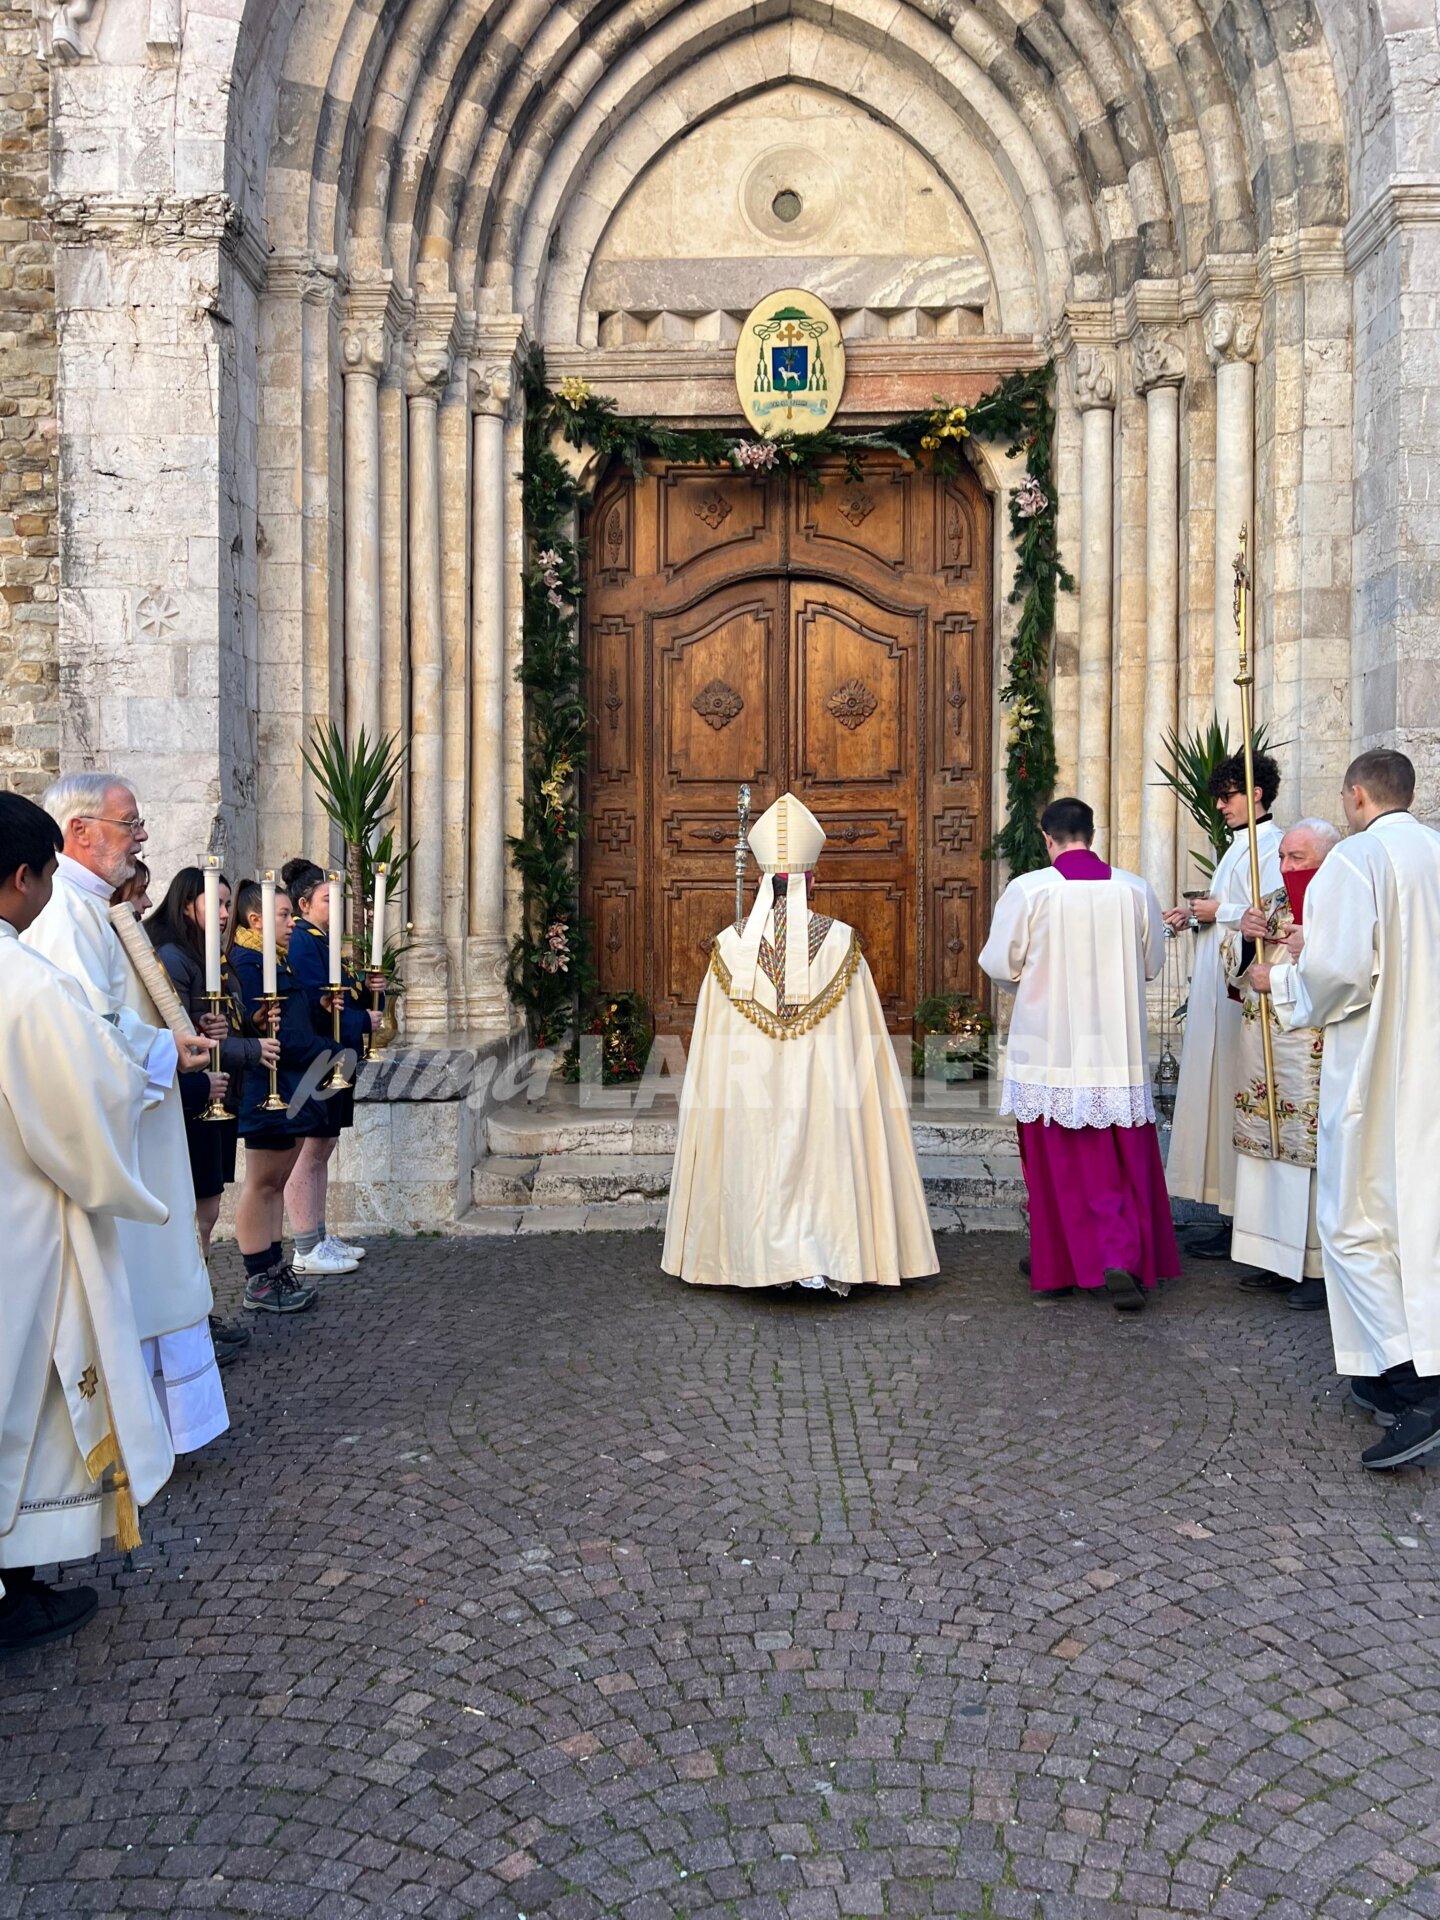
[813,810,906,856]
[808,882,909,1025]
[794,585,913,789]
[934,613,979,777]
[658,592,775,785]
[594,880,639,990]
[931,880,982,991]
[936,478,978,583]
[794,462,909,573]
[660,882,742,1032]
[658,469,775,578]
[591,616,634,780]
[596,484,632,583]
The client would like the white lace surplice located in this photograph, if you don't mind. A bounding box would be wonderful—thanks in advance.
[979,864,1166,1129]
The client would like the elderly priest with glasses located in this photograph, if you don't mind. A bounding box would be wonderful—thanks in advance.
[24,773,228,1461]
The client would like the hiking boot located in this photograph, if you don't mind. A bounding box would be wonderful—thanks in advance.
[243,1263,318,1314]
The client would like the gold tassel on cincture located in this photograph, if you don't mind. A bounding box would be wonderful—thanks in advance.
[84,1432,143,1554]
[111,1469,142,1554]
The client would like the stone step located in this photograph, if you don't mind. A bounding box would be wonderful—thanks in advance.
[484,1108,1019,1160]
[530,1152,675,1207]
[471,1147,1026,1212]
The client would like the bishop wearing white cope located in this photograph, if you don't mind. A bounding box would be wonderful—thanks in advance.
[1164,753,1283,1231]
[663,793,937,1294]
[25,775,228,1455]
[0,793,175,1651]
[1260,751,1440,1469]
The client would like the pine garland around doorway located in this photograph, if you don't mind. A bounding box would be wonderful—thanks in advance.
[510,349,1071,1044]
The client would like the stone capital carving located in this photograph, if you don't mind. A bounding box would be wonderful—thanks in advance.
[1132,329,1186,394]
[341,319,389,380]
[468,362,512,417]
[1072,345,1118,412]
[405,336,453,401]
[1205,302,1260,367]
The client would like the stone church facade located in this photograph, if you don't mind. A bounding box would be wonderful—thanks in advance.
[2,0,1438,1037]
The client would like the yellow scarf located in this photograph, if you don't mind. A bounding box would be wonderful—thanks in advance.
[232,925,288,956]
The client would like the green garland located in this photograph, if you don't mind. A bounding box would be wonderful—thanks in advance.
[508,349,1070,1044]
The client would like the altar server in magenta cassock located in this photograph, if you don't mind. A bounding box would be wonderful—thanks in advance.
[663,791,937,1296]
[980,796,1180,1311]
[1256,751,1440,1471]
[0,794,175,1653]
[24,773,228,1458]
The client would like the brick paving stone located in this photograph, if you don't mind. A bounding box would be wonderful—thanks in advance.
[4,1236,1440,1914]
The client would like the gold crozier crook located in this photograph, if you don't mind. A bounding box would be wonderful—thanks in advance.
[1233,526,1281,1160]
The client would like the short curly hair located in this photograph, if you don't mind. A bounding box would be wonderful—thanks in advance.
[1207,749,1280,809]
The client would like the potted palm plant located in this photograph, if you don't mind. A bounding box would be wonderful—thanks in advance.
[1155,717,1277,882]
[301,722,413,1014]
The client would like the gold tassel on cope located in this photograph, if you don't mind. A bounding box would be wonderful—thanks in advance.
[111,1470,142,1553]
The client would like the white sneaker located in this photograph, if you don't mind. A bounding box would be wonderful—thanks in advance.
[291,1241,359,1277]
[324,1234,366,1261]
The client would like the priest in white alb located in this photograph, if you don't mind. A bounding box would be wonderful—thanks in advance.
[980,796,1179,1310]
[1163,750,1283,1251]
[0,793,176,1653]
[25,773,228,1456]
[663,791,937,1295]
[1254,751,1440,1471]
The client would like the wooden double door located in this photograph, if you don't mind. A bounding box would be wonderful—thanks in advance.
[580,456,992,1034]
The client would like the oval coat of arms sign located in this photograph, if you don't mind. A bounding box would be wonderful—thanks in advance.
[735,288,846,436]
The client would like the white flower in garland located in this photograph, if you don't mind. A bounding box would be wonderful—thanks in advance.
[1013,473,1048,520]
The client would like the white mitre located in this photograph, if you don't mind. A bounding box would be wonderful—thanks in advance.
[731,792,826,1006]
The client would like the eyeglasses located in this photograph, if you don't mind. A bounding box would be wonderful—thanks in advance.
[75,814,146,834]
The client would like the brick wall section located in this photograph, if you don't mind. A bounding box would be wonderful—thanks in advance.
[0,0,56,798]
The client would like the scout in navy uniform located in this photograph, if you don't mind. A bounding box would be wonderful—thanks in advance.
[226,880,331,1314]
[279,858,380,1278]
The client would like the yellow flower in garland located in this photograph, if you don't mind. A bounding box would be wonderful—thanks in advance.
[540,753,575,823]
[923,400,971,449]
[557,376,592,408]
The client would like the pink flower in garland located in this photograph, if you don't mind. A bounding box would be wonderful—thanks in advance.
[535,547,572,610]
[731,441,780,472]
[538,920,571,974]
[1013,473,1048,521]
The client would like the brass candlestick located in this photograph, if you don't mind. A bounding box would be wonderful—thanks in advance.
[1233,525,1281,1160]
[259,992,287,1112]
[326,982,354,1091]
[201,991,230,1123]
[366,973,387,1058]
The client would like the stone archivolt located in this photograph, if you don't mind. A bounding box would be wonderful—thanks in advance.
[26,0,1440,1034]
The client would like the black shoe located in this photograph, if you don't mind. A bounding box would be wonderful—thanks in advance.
[210,1314,250,1348]
[1103,1267,1146,1312]
[1349,1378,1397,1426]
[0,1578,98,1652]
[1286,1277,1328,1312]
[1018,1254,1031,1277]
[1362,1405,1440,1470]
[243,1263,318,1315]
[1032,1285,1073,1302]
[1237,1270,1291,1292]
[1188,1228,1232,1261]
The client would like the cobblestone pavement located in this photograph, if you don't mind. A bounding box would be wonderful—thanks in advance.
[5,1235,1440,1920]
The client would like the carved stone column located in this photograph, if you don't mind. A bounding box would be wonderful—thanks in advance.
[466,358,514,1026]
[1207,303,1259,734]
[404,330,453,1031]
[340,293,391,747]
[1073,345,1117,851]
[1134,331,1185,904]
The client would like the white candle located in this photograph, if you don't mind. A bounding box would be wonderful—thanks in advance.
[328,872,343,984]
[261,871,278,996]
[370,862,387,970]
[202,857,222,995]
